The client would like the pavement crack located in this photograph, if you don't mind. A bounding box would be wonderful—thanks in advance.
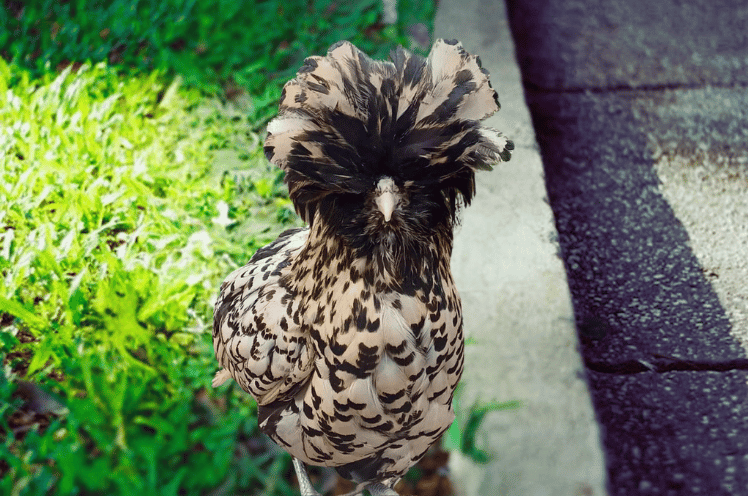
[585,356,748,374]
[524,80,748,95]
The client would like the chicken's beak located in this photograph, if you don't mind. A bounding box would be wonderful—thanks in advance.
[375,190,396,222]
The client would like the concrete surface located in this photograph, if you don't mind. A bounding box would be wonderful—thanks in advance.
[649,87,748,344]
[507,0,748,494]
[521,89,744,366]
[439,1,608,495]
[508,0,748,90]
[588,370,748,494]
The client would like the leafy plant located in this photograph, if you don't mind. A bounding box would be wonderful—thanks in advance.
[0,58,299,495]
[443,383,521,463]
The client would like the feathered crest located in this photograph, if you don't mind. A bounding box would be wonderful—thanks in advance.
[264,39,513,222]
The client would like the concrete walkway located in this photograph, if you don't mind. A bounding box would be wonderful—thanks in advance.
[440,1,608,495]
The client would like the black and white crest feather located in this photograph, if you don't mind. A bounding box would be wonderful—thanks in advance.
[264,39,513,224]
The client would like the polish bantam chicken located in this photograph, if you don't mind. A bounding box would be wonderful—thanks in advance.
[213,39,512,496]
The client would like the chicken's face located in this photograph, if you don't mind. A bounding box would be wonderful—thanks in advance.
[310,172,462,257]
[264,38,513,256]
[373,177,400,223]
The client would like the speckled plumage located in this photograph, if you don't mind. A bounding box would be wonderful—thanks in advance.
[213,39,512,495]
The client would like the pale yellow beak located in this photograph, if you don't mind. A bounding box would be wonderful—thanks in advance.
[376,190,397,222]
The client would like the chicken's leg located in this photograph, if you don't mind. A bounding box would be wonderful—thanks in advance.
[292,458,322,496]
[338,481,400,496]
[364,482,399,496]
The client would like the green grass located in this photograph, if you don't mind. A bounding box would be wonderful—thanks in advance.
[443,383,521,464]
[1,0,435,126]
[0,2,475,494]
[0,59,300,495]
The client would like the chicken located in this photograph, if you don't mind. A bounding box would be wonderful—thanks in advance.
[212,39,512,496]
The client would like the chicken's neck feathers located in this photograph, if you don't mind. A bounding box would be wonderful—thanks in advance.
[286,217,452,298]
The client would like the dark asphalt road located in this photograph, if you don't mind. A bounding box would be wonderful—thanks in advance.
[506,0,748,494]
